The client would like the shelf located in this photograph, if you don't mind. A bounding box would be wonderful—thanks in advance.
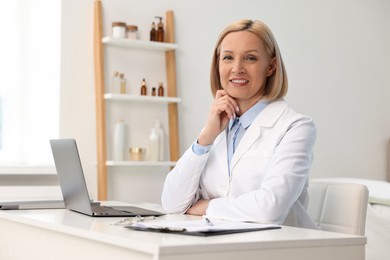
[0,165,56,175]
[102,37,178,51]
[104,93,181,103]
[106,160,176,167]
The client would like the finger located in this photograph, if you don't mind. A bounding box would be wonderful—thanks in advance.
[214,101,235,120]
[218,97,238,118]
[215,90,239,114]
[215,89,228,99]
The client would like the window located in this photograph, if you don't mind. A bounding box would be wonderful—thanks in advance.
[0,0,60,166]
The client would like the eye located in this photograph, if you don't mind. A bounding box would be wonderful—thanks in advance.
[244,55,257,62]
[221,55,233,61]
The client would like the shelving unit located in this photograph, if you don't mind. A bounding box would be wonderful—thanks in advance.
[93,0,180,200]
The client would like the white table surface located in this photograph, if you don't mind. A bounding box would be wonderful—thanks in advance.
[0,202,366,260]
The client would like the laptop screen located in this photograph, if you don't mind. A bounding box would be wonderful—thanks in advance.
[50,139,94,215]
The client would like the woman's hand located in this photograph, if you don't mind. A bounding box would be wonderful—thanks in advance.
[186,199,210,216]
[198,90,239,146]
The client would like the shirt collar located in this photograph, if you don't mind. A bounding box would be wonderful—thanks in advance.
[229,100,269,130]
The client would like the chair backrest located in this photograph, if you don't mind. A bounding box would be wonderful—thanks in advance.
[307,179,369,236]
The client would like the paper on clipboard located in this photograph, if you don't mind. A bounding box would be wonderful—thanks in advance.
[126,217,281,236]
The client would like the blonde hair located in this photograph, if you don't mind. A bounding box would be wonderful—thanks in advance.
[210,20,288,100]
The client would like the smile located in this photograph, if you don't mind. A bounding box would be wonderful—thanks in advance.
[230,79,249,84]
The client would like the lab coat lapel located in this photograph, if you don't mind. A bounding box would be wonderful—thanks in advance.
[229,121,262,170]
[230,99,287,171]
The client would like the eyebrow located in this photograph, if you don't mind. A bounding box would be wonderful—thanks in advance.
[221,49,261,54]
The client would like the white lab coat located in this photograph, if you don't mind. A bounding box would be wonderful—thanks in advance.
[161,99,318,229]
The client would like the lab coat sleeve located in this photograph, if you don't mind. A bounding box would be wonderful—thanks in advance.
[206,116,316,224]
[161,146,210,213]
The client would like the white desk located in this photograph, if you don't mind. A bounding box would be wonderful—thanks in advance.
[0,206,366,260]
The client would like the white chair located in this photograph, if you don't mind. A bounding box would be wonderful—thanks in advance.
[307,179,369,236]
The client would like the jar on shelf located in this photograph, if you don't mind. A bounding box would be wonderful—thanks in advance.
[129,147,146,161]
[112,22,126,38]
[126,25,138,40]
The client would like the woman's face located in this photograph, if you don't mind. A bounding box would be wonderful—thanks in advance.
[218,31,275,108]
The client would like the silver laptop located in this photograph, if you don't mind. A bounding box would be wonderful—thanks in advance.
[50,138,165,217]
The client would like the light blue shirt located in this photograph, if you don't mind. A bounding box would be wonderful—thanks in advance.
[192,100,269,167]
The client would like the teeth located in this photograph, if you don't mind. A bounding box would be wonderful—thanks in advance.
[231,79,247,83]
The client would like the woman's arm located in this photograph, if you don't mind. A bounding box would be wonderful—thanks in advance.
[161,146,209,213]
[186,199,209,215]
[162,90,238,213]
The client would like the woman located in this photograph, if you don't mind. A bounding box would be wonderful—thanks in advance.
[161,19,318,229]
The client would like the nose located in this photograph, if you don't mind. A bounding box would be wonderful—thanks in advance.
[231,60,245,75]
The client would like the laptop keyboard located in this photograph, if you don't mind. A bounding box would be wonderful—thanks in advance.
[92,205,125,215]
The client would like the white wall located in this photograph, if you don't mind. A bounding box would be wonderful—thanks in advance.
[59,0,97,197]
[60,0,390,202]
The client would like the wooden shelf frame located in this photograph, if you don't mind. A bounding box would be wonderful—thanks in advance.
[93,0,180,200]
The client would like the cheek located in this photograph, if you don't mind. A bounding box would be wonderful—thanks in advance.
[218,65,229,81]
[219,64,230,75]
[255,66,270,80]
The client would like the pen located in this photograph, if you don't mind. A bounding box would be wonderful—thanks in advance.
[204,217,214,226]
[113,215,156,226]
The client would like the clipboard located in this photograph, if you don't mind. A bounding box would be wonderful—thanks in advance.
[125,217,281,236]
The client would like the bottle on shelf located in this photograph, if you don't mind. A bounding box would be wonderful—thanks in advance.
[140,78,147,95]
[154,120,165,161]
[148,127,159,161]
[110,71,119,93]
[155,16,164,42]
[150,22,156,41]
[151,87,156,96]
[119,73,126,94]
[113,120,127,161]
[158,82,164,97]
